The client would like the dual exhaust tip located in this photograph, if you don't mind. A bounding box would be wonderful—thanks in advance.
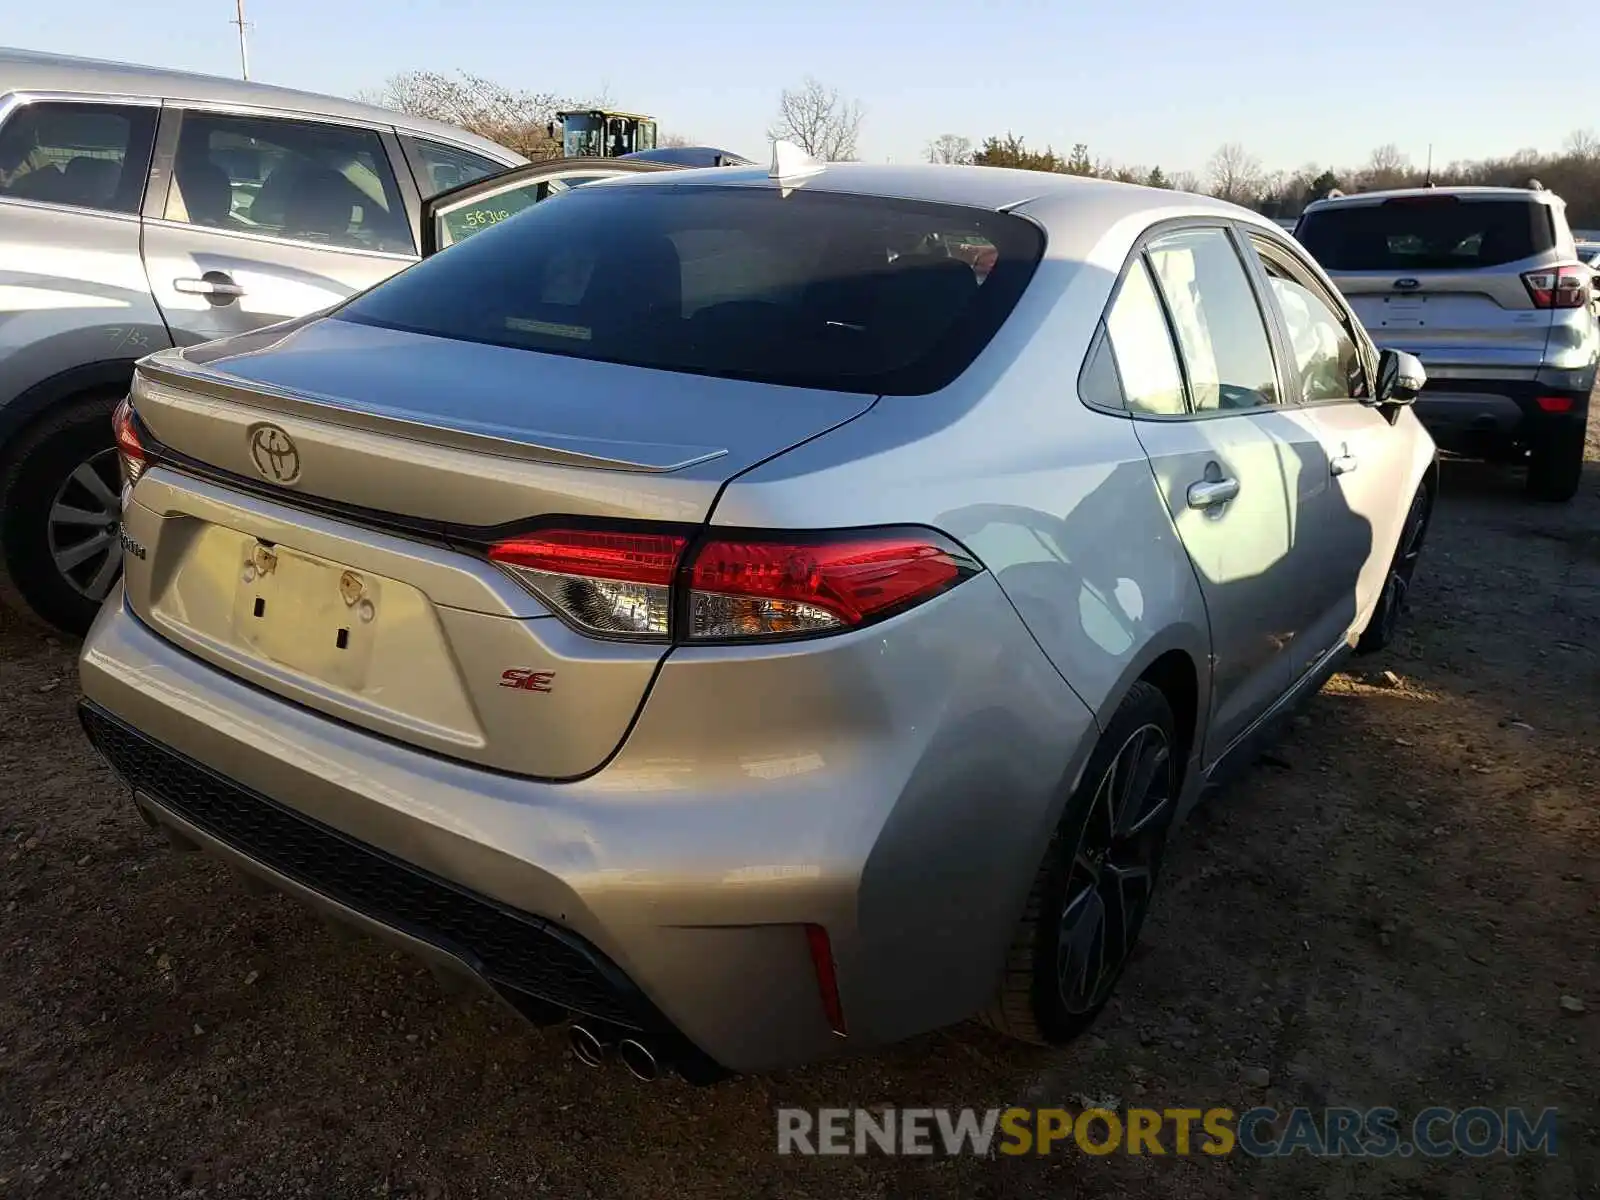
[569,1023,661,1081]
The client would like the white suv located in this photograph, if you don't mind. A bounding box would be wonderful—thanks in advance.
[1295,185,1595,501]
[0,48,526,634]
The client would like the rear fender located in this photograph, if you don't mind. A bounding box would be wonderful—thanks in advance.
[0,355,158,456]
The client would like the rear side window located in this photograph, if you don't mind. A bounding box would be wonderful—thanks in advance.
[166,112,412,254]
[1146,228,1280,412]
[1078,329,1125,412]
[340,184,1045,395]
[404,137,503,199]
[1104,258,1186,416]
[0,101,156,214]
[1297,198,1556,271]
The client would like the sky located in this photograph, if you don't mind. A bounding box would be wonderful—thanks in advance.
[10,0,1593,176]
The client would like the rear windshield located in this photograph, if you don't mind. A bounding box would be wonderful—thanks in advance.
[338,183,1045,395]
[1296,198,1556,271]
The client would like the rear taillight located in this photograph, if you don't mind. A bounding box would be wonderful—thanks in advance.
[488,529,687,638]
[111,395,151,492]
[487,526,978,643]
[1521,264,1589,309]
[686,533,972,640]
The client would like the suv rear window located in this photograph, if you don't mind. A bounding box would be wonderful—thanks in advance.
[0,101,157,214]
[338,183,1045,395]
[1296,198,1556,271]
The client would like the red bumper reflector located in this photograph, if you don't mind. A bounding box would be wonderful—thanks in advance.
[804,923,847,1037]
[1535,395,1575,413]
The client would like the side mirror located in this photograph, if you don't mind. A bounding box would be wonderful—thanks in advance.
[1375,348,1426,405]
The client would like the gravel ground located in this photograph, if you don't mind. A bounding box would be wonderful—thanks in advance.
[1,417,1597,1199]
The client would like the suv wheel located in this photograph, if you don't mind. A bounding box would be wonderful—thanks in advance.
[1525,423,1586,503]
[981,680,1179,1045]
[0,392,125,637]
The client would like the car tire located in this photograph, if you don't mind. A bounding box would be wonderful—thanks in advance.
[1354,481,1433,656]
[1525,423,1586,503]
[980,680,1180,1046]
[0,390,126,638]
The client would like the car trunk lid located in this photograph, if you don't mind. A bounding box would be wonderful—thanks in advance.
[136,316,871,524]
[121,317,877,778]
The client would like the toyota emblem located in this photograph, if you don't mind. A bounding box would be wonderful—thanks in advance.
[248,423,301,484]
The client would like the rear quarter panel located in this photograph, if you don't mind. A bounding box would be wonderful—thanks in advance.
[708,204,1214,757]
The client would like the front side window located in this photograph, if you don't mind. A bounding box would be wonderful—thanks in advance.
[0,101,156,213]
[342,183,1045,396]
[1253,243,1369,403]
[437,180,548,247]
[165,113,412,254]
[407,137,502,199]
[1146,227,1280,413]
[433,173,628,250]
[563,121,603,158]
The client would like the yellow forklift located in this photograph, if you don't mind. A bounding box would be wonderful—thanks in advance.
[550,109,658,159]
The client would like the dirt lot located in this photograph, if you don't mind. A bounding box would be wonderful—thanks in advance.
[2,421,1597,1200]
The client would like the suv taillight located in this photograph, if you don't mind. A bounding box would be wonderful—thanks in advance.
[1521,264,1589,309]
[488,526,979,643]
[111,395,153,492]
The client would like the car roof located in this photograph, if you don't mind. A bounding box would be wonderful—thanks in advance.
[595,160,1268,228]
[0,46,524,165]
[1302,185,1563,214]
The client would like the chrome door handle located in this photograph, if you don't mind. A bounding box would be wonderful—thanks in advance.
[173,276,245,298]
[1186,476,1240,510]
[1330,453,1358,476]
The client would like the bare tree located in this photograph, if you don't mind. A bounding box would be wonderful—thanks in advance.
[1359,143,1410,189]
[1207,142,1263,203]
[926,133,973,165]
[659,132,692,149]
[359,70,565,160]
[769,77,863,161]
[1566,128,1600,160]
[966,123,1600,223]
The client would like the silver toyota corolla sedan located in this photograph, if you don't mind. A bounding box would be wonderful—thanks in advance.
[78,153,1437,1083]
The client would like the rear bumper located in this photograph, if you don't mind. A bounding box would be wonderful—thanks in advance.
[1412,376,1590,455]
[78,577,1096,1074]
[79,700,709,1042]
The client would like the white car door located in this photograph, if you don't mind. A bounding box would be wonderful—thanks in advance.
[1244,231,1413,655]
[1109,225,1329,760]
[141,107,417,345]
